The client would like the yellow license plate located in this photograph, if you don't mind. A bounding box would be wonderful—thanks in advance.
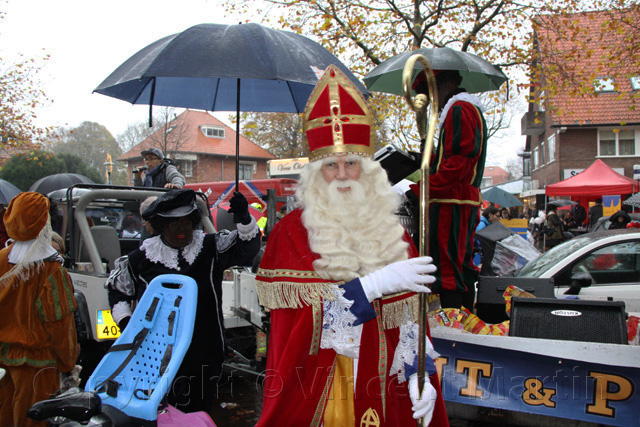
[96,310,121,340]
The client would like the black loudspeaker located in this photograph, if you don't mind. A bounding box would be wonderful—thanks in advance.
[476,277,555,324]
[509,297,627,344]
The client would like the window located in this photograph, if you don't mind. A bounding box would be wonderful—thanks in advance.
[533,147,539,170]
[599,129,637,156]
[481,177,492,187]
[523,157,531,177]
[176,160,193,178]
[547,134,556,163]
[593,77,615,92]
[540,141,546,165]
[631,76,640,91]
[239,163,253,180]
[570,240,640,286]
[619,130,635,155]
[202,126,225,138]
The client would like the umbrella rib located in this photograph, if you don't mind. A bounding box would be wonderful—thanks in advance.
[131,77,154,106]
[287,80,303,112]
[211,78,221,111]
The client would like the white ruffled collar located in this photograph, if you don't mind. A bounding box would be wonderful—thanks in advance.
[438,92,485,130]
[140,230,205,270]
[8,239,58,265]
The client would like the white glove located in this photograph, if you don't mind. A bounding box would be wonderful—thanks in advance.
[409,373,437,424]
[360,257,436,302]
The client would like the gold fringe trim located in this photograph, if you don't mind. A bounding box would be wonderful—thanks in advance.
[256,280,338,311]
[257,267,324,280]
[381,295,420,329]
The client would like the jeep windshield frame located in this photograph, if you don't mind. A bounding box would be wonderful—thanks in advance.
[62,184,213,276]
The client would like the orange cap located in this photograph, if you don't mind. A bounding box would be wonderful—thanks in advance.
[4,192,50,241]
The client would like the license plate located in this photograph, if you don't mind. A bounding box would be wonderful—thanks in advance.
[96,310,121,340]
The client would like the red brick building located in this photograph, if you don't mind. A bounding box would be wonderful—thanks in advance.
[481,166,509,187]
[119,110,276,184]
[522,9,640,191]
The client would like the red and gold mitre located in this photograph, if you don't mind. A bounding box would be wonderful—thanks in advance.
[303,65,375,162]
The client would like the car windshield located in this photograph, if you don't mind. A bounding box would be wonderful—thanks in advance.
[517,234,599,277]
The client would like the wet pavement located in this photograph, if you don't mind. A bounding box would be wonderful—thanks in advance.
[205,364,506,427]
[207,365,263,426]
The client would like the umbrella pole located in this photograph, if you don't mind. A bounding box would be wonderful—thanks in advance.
[402,54,438,427]
[235,78,241,192]
[233,78,241,223]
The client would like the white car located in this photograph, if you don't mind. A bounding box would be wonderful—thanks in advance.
[517,229,640,313]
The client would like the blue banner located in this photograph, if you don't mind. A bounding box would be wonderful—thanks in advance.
[433,337,639,426]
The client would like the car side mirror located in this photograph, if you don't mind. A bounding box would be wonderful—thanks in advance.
[565,272,592,295]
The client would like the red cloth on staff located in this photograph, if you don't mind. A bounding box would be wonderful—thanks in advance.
[413,94,487,297]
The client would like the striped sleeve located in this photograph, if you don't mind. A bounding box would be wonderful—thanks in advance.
[36,266,76,322]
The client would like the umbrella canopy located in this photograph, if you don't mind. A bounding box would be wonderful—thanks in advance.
[210,202,264,232]
[482,187,523,208]
[95,23,368,112]
[548,199,577,208]
[0,179,22,205]
[95,23,368,190]
[624,193,640,208]
[363,46,508,95]
[29,173,95,196]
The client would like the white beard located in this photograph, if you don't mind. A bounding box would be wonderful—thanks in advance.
[297,157,409,282]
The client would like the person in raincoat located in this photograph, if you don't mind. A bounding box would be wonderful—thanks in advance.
[609,210,631,229]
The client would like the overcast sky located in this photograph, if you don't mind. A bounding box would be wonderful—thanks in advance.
[1,0,524,168]
[1,0,249,135]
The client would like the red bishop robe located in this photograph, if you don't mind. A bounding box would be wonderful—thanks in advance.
[255,209,448,426]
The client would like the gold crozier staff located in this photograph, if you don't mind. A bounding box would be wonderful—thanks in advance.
[402,54,439,427]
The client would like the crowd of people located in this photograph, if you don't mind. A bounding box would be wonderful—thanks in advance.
[4,60,640,426]
[475,196,636,255]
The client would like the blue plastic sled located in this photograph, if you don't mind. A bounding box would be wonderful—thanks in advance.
[86,274,198,423]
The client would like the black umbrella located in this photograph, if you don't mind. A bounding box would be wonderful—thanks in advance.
[0,179,22,205]
[94,23,369,190]
[29,174,95,196]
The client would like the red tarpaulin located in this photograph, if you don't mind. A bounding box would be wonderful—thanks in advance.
[546,159,639,197]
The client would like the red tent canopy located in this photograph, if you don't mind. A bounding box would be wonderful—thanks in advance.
[546,159,639,197]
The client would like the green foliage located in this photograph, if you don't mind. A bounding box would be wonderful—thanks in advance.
[240,112,308,158]
[51,122,122,172]
[55,152,104,184]
[225,0,639,144]
[0,150,104,191]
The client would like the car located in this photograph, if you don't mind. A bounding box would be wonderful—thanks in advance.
[589,212,640,232]
[516,229,640,313]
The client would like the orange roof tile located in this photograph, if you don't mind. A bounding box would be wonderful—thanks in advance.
[118,110,276,161]
[535,9,640,126]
